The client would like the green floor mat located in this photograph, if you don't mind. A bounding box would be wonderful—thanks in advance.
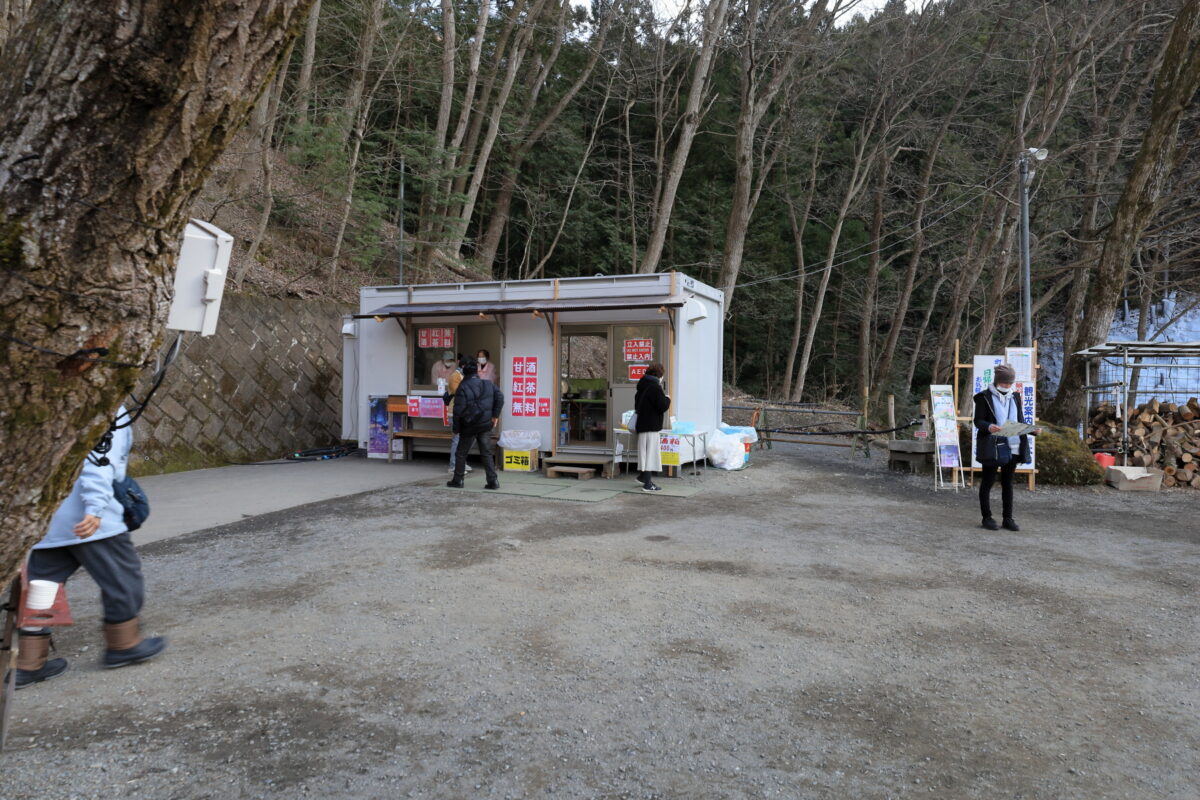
[432,469,702,501]
[545,484,625,502]
[619,483,703,497]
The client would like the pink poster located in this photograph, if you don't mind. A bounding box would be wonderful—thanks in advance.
[418,397,445,418]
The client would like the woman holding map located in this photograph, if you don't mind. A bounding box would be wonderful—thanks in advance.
[972,363,1041,531]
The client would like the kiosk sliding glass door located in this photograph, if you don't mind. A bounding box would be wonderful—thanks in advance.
[559,327,610,448]
[610,324,667,438]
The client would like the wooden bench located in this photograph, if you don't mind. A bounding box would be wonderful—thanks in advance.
[389,429,497,462]
[546,465,596,480]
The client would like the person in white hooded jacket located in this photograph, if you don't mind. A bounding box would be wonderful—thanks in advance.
[16,409,166,689]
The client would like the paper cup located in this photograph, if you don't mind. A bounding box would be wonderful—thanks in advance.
[26,579,59,611]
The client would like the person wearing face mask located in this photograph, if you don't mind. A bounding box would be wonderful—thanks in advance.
[431,350,457,386]
[633,362,671,493]
[475,349,497,384]
[972,363,1041,531]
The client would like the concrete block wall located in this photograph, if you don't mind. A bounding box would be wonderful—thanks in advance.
[129,292,351,475]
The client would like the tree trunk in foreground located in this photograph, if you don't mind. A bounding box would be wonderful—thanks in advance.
[1047,0,1200,426]
[0,1,314,585]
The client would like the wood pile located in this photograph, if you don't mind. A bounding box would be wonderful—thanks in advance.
[1086,397,1200,488]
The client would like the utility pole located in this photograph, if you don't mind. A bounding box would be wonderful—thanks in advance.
[1018,147,1047,347]
[398,155,405,285]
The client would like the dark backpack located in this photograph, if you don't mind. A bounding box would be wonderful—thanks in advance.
[453,377,492,432]
[113,475,150,532]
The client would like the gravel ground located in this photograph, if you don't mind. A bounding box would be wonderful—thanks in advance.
[4,444,1198,799]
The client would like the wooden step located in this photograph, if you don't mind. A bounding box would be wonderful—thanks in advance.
[543,454,613,465]
[546,465,596,480]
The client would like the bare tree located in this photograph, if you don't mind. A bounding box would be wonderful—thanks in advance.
[0,0,314,583]
[293,0,322,126]
[716,0,833,305]
[1049,0,1200,425]
[638,0,731,274]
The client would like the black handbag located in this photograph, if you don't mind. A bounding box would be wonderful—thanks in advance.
[112,475,150,532]
[993,437,1013,466]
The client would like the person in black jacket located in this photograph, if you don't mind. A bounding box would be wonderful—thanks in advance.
[445,359,503,489]
[633,363,672,493]
[972,363,1040,531]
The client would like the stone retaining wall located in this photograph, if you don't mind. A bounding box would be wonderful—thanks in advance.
[129,292,350,475]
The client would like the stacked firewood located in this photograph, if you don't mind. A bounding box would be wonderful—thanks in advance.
[1086,397,1200,488]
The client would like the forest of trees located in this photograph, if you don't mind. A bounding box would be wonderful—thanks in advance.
[180,0,1200,420]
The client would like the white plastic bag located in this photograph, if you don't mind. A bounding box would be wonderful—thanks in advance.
[706,429,747,470]
[719,424,759,444]
[498,430,542,450]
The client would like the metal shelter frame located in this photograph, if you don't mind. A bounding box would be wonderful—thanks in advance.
[1075,340,1200,466]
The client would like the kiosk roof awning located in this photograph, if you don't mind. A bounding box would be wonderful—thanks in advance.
[354,294,686,319]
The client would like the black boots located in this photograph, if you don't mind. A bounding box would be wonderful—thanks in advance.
[1002,518,1020,531]
[485,480,500,490]
[981,517,1000,531]
[15,631,68,689]
[446,478,464,488]
[982,516,1021,531]
[103,618,167,669]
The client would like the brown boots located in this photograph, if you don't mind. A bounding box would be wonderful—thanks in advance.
[103,617,167,669]
[15,631,69,689]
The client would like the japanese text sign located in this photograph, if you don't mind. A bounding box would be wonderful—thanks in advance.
[417,327,454,350]
[623,338,653,362]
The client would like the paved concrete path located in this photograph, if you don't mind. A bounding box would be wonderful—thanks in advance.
[134,455,445,544]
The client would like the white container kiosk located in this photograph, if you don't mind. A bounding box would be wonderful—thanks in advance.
[342,272,724,471]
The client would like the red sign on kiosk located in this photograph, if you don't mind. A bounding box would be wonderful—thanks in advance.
[623,338,653,362]
[508,357,548,416]
[418,327,454,349]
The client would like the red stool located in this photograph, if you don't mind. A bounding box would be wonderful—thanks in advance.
[15,564,73,628]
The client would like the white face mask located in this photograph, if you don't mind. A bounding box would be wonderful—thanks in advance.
[993,384,1013,397]
[477,357,487,365]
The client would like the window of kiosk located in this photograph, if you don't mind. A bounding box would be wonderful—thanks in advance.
[411,326,459,390]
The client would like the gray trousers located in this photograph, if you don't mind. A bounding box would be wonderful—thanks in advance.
[28,533,145,624]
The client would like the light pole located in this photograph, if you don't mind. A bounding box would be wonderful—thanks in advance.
[398,155,405,285]
[1018,147,1048,347]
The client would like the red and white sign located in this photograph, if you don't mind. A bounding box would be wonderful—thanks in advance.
[405,396,445,419]
[511,398,525,417]
[628,364,648,380]
[417,327,455,350]
[537,398,550,417]
[623,338,653,362]
[510,359,539,397]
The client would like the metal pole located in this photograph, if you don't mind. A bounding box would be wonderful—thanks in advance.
[1122,346,1130,467]
[398,155,405,285]
[1019,154,1033,347]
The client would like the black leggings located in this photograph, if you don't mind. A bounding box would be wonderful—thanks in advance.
[979,461,1017,520]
